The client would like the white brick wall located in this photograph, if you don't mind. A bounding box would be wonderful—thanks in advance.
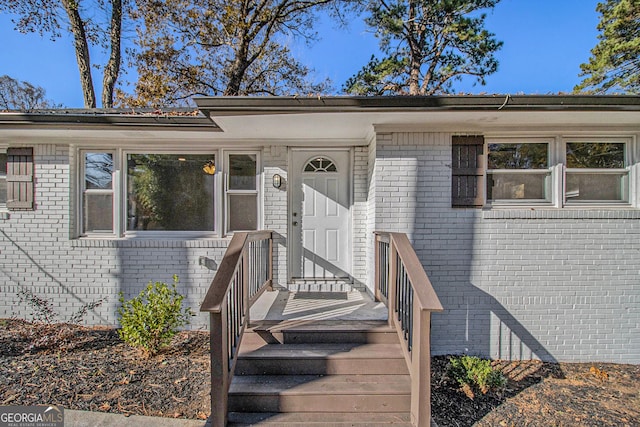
[0,144,370,327]
[4,137,637,363]
[352,146,369,288]
[372,132,640,363]
[263,145,288,287]
[0,145,231,329]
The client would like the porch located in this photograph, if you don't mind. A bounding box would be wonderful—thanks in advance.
[200,231,443,427]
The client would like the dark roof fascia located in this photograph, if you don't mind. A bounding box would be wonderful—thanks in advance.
[0,109,221,131]
[194,95,640,115]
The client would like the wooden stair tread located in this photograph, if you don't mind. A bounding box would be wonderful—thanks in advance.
[238,343,405,359]
[230,374,411,395]
[250,319,394,332]
[227,411,412,426]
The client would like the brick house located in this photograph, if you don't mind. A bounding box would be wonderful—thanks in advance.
[1,95,638,364]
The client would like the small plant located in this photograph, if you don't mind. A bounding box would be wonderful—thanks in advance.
[447,355,507,399]
[590,366,609,381]
[17,288,57,323]
[17,288,105,325]
[117,275,193,357]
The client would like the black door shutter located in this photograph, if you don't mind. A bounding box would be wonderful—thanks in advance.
[452,136,484,208]
[7,147,34,210]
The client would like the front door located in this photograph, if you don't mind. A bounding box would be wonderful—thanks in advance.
[290,150,351,280]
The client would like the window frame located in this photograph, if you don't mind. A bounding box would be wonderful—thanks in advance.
[485,138,554,207]
[79,150,117,236]
[0,149,7,211]
[76,147,263,239]
[224,150,262,235]
[562,138,632,206]
[123,149,220,239]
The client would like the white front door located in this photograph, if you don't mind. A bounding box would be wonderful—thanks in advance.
[290,150,351,280]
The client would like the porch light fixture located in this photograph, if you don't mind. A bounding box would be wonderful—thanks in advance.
[272,173,282,188]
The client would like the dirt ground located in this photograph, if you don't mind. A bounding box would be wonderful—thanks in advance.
[1,319,638,426]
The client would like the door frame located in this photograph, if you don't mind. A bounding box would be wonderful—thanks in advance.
[288,147,354,282]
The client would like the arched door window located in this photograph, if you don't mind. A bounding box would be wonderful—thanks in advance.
[303,157,337,172]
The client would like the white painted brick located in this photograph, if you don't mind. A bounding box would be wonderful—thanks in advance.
[371,132,640,364]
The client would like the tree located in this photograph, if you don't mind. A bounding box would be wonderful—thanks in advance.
[120,0,348,107]
[574,0,640,94]
[0,75,59,109]
[344,0,502,95]
[1,0,124,107]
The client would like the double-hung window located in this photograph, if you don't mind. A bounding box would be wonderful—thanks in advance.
[486,141,551,204]
[0,152,6,209]
[452,135,635,208]
[226,153,259,232]
[81,152,115,234]
[564,141,629,204]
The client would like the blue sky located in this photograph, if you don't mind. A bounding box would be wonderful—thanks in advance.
[0,0,601,107]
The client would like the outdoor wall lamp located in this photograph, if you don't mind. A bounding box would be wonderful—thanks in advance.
[272,173,283,188]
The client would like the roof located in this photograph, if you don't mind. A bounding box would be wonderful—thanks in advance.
[0,108,219,131]
[1,96,639,145]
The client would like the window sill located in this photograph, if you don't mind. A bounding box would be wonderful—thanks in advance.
[70,236,232,248]
[482,208,640,220]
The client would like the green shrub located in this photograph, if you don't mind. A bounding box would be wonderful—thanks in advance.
[447,355,507,399]
[117,275,193,357]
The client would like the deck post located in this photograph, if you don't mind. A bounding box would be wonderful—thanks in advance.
[374,235,381,302]
[267,237,274,291]
[209,304,229,427]
[410,303,432,427]
[387,238,397,329]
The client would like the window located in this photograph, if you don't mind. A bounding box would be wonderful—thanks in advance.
[452,135,635,208]
[565,141,629,203]
[486,141,551,204]
[78,148,261,237]
[0,152,6,208]
[304,157,337,172]
[81,152,115,234]
[226,153,259,232]
[127,154,216,232]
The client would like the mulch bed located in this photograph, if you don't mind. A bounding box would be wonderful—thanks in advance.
[0,319,210,420]
[431,356,640,426]
[1,319,639,426]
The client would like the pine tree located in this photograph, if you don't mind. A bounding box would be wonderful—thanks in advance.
[344,0,502,95]
[575,0,640,94]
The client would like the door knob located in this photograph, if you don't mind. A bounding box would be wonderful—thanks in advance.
[292,221,298,226]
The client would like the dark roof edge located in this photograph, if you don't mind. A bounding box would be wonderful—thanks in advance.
[194,95,640,114]
[0,110,220,130]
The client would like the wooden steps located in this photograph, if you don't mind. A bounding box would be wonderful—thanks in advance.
[227,320,411,426]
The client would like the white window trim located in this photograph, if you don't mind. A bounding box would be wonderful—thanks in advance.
[223,150,262,235]
[122,149,220,239]
[0,148,7,212]
[76,147,263,239]
[79,150,117,237]
[484,136,638,209]
[485,138,554,207]
[561,137,633,207]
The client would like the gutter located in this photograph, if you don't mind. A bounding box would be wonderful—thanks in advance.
[194,95,640,115]
[0,110,221,130]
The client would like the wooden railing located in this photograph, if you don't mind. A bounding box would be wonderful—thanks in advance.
[374,232,443,427]
[200,230,273,427]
